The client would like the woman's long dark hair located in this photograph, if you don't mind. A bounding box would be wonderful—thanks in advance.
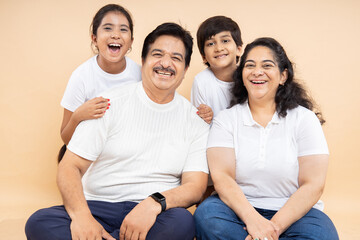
[232,37,325,124]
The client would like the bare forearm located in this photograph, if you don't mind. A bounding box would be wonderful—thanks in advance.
[215,175,258,223]
[57,157,90,219]
[271,183,324,234]
[61,115,81,145]
[162,172,207,209]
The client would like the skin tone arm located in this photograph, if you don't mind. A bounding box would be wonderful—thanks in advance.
[60,97,110,145]
[119,171,208,240]
[197,104,214,124]
[269,154,329,236]
[208,147,279,240]
[57,150,115,240]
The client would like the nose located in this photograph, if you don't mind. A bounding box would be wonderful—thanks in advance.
[252,67,264,77]
[160,54,172,68]
[111,31,120,39]
[215,43,224,52]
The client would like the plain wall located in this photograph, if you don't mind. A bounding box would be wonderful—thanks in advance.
[0,0,359,238]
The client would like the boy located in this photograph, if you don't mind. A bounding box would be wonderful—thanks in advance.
[191,16,243,123]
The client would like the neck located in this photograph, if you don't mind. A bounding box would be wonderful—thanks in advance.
[211,64,237,82]
[142,82,175,104]
[248,98,276,127]
[97,55,126,74]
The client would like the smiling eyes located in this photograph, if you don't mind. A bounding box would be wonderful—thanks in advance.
[152,52,182,62]
[102,26,129,33]
[205,39,231,47]
[244,63,275,69]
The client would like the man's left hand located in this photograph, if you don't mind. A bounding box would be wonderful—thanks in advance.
[119,197,162,240]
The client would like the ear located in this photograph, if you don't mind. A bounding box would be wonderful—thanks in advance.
[201,55,208,64]
[280,68,288,85]
[91,34,97,47]
[236,45,242,57]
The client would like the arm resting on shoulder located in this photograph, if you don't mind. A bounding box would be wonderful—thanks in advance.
[270,154,329,235]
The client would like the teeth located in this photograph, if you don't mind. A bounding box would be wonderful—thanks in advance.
[157,71,172,76]
[251,80,266,84]
[109,43,121,47]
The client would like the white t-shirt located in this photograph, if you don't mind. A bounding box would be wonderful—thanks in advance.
[68,82,209,203]
[61,55,141,112]
[191,68,234,117]
[207,103,329,211]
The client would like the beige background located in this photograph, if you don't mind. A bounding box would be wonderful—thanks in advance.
[1,0,359,239]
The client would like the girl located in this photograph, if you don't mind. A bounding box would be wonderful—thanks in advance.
[58,4,141,161]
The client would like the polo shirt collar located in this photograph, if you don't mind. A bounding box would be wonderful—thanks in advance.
[242,102,281,126]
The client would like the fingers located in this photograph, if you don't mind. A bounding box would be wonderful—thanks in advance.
[245,235,252,240]
[102,229,116,240]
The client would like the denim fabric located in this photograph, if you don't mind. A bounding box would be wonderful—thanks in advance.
[194,195,339,240]
[25,200,195,240]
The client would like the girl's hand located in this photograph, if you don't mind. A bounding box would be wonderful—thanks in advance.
[74,97,110,122]
[197,104,213,124]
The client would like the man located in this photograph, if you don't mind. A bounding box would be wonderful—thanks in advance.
[25,23,209,240]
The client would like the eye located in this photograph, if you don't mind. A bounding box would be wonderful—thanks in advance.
[222,39,230,43]
[206,42,215,47]
[244,63,255,68]
[104,27,112,31]
[171,56,181,61]
[152,53,162,58]
[120,28,128,32]
[263,64,274,69]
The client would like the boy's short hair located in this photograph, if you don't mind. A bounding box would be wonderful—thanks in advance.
[197,16,243,67]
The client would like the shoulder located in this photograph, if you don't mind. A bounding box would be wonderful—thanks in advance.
[100,81,139,103]
[286,105,319,123]
[177,94,209,130]
[195,68,215,81]
[125,57,141,72]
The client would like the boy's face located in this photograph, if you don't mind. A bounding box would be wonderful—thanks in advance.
[203,31,241,70]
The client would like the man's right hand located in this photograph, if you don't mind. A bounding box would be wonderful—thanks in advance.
[70,213,115,240]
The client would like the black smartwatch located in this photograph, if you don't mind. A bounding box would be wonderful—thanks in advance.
[150,192,166,212]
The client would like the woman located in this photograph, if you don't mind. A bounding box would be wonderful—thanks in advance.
[58,4,141,162]
[194,37,338,240]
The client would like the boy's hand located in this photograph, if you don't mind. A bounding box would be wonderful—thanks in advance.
[197,104,213,124]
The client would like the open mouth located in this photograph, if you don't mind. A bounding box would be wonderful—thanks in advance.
[215,54,228,59]
[153,67,175,77]
[250,80,266,84]
[108,43,121,53]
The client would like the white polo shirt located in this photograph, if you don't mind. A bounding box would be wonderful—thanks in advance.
[207,103,329,211]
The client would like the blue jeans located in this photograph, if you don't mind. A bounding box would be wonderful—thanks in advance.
[194,195,339,240]
[25,200,195,240]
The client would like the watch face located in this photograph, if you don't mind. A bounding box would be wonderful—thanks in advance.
[152,192,165,201]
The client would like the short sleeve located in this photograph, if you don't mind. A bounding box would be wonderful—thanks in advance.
[297,111,329,156]
[207,109,235,149]
[67,112,110,161]
[61,70,86,112]
[191,76,206,107]
[183,124,210,173]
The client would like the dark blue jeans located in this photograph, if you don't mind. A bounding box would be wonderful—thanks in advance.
[25,200,195,240]
[194,195,339,240]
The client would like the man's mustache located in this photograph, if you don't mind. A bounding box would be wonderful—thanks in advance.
[153,66,176,75]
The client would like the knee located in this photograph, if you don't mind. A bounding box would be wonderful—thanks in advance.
[194,197,220,230]
[149,208,195,240]
[25,209,48,239]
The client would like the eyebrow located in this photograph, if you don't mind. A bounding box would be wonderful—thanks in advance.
[101,23,130,29]
[244,59,276,65]
[151,49,184,60]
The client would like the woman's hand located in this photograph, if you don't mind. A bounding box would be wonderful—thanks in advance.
[244,214,280,240]
[73,97,110,122]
